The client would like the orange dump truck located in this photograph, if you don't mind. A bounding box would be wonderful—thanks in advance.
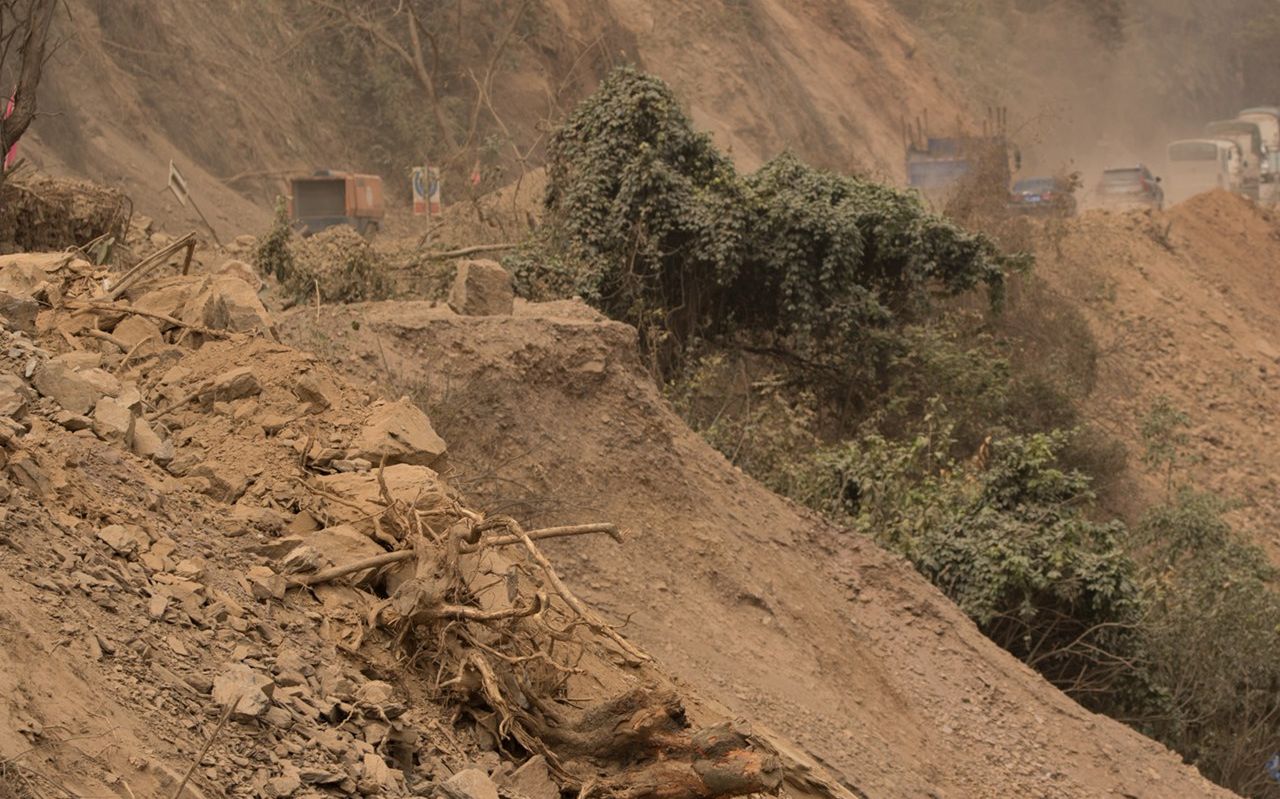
[288,170,385,236]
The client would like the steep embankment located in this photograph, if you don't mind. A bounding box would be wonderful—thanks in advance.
[22,0,959,234]
[281,299,1234,798]
[1038,192,1280,554]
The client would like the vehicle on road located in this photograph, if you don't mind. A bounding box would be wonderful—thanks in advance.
[288,170,386,237]
[1165,139,1243,204]
[1205,119,1264,199]
[1008,176,1077,216]
[1239,107,1280,203]
[1096,165,1164,210]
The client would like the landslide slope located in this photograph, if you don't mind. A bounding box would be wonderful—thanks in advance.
[1036,192,1280,554]
[22,0,960,232]
[281,299,1233,798]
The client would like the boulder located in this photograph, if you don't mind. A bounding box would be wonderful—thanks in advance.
[260,524,383,580]
[208,366,263,402]
[78,367,122,399]
[0,290,38,333]
[497,756,559,799]
[132,419,174,464]
[133,277,203,321]
[215,259,263,291]
[212,663,275,719]
[91,397,135,445]
[31,361,103,415]
[440,769,500,799]
[0,253,69,297]
[350,397,447,468]
[97,523,150,556]
[448,260,514,316]
[0,374,33,419]
[317,465,447,531]
[180,275,276,338]
[111,315,164,357]
[245,565,287,601]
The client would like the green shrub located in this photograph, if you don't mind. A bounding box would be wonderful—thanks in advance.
[1135,492,1280,797]
[520,67,1023,393]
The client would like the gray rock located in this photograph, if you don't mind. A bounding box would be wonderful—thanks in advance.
[448,260,515,316]
[31,361,102,415]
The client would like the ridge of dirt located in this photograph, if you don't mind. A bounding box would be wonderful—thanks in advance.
[280,298,1235,798]
[0,244,828,799]
[1037,191,1280,553]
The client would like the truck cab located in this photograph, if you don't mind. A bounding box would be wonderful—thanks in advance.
[288,170,386,237]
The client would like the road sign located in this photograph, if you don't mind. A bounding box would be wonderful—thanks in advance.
[428,166,441,216]
[412,167,427,215]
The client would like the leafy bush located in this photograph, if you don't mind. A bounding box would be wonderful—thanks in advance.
[253,197,296,285]
[287,226,390,304]
[519,68,1023,392]
[1135,492,1280,797]
[816,425,1143,695]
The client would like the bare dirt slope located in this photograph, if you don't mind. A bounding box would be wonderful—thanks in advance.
[22,0,960,234]
[1037,192,1280,552]
[280,299,1233,798]
[0,249,818,799]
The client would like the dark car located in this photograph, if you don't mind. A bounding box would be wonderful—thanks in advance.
[1096,165,1164,210]
[1008,177,1077,216]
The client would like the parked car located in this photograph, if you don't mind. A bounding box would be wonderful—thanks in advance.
[1008,176,1077,216]
[1096,165,1164,210]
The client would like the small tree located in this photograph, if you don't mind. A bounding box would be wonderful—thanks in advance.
[0,0,58,187]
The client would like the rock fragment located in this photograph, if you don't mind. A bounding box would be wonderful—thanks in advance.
[440,768,500,799]
[350,397,447,468]
[31,361,102,414]
[448,260,514,316]
[91,397,135,445]
[212,663,275,719]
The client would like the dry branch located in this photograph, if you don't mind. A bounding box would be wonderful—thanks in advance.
[64,300,231,339]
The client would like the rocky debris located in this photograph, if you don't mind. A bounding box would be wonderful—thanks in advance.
[448,260,515,317]
[0,252,74,297]
[245,565,287,600]
[131,418,174,464]
[350,397,447,468]
[91,397,135,445]
[111,315,163,357]
[216,259,263,292]
[97,523,150,556]
[181,275,277,340]
[0,290,38,333]
[213,663,276,719]
[31,361,103,415]
[441,769,501,799]
[0,373,32,418]
[496,756,558,799]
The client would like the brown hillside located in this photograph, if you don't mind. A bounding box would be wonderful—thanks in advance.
[21,0,961,234]
[280,299,1234,798]
[1037,192,1280,554]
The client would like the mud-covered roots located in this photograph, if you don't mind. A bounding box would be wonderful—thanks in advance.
[289,474,779,799]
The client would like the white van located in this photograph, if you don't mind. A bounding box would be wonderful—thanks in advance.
[1166,139,1242,204]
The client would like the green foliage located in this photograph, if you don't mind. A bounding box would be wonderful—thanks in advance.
[1135,492,1280,797]
[522,68,1021,392]
[1140,395,1193,493]
[253,197,296,284]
